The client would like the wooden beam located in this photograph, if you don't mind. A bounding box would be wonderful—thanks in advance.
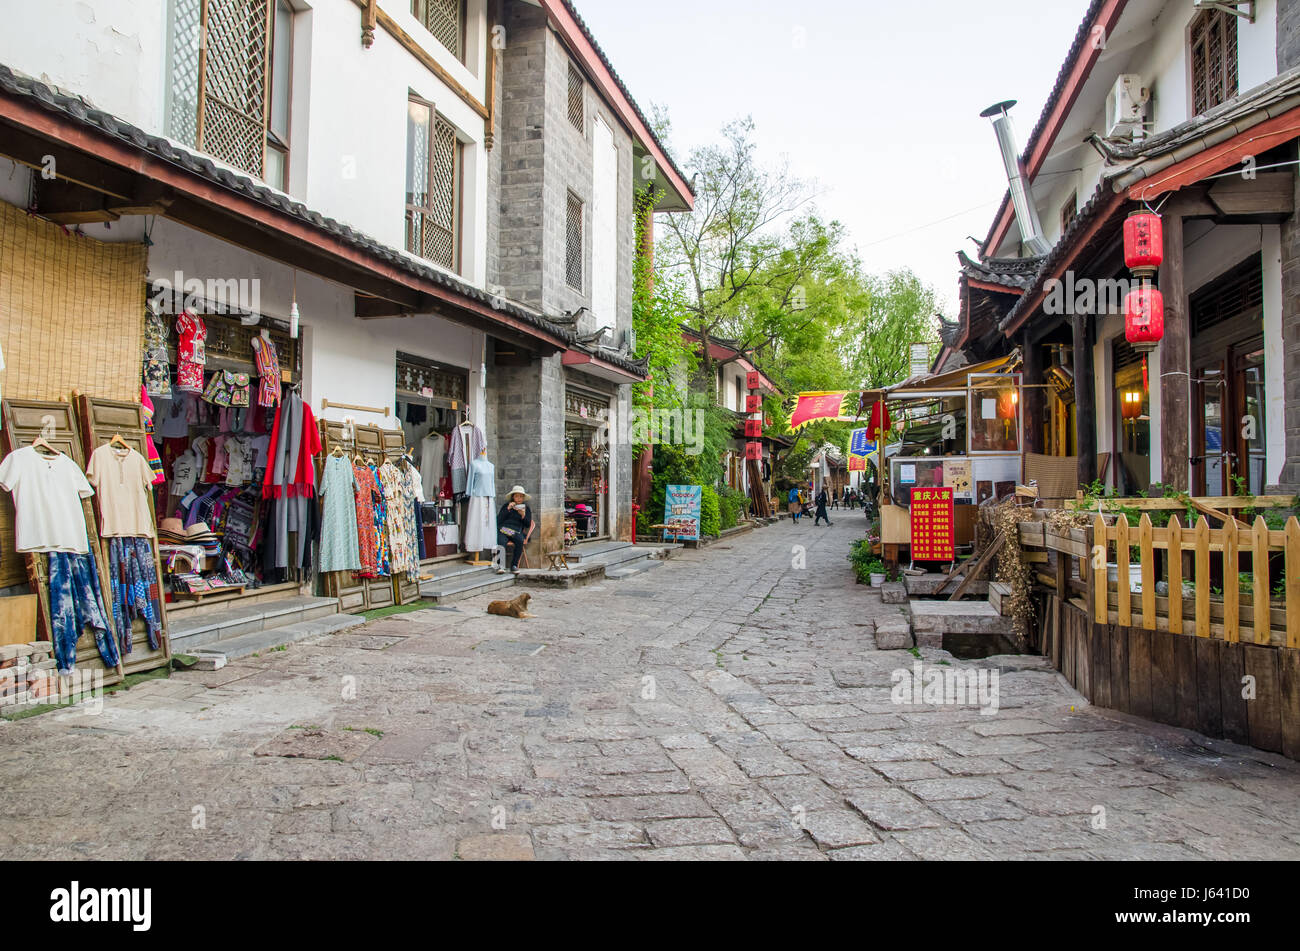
[1208,170,1295,220]
[1022,331,1045,455]
[355,293,415,319]
[1159,212,1190,492]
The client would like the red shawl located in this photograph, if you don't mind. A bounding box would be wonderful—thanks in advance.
[261,398,321,500]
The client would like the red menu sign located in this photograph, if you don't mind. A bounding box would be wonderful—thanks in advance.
[910,487,955,562]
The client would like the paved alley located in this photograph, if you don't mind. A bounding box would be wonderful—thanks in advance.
[3,517,1299,861]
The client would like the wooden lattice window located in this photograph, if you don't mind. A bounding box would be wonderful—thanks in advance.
[1190,253,1263,335]
[412,0,466,61]
[166,0,293,185]
[406,97,462,272]
[1060,192,1078,234]
[1190,8,1238,115]
[567,64,585,133]
[566,191,584,290]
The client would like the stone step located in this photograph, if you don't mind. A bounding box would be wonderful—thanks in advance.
[909,600,1017,651]
[191,614,366,662]
[419,571,517,604]
[416,562,498,585]
[563,541,634,562]
[586,546,661,569]
[905,573,989,598]
[605,558,665,581]
[170,596,340,654]
[989,582,1013,617]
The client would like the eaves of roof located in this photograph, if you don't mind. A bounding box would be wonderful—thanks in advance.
[0,61,652,377]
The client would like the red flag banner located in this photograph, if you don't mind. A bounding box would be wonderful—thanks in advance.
[789,392,848,431]
[848,455,867,472]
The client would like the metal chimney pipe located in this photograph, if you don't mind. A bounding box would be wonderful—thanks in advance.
[981,100,1051,256]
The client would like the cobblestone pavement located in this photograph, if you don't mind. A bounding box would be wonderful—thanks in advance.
[3,516,1299,861]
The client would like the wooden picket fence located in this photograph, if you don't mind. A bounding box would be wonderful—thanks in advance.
[1091,512,1300,648]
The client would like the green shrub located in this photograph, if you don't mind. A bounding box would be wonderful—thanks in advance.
[700,487,721,537]
[848,538,882,584]
[717,488,748,530]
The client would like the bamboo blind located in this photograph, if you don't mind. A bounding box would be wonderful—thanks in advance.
[0,200,147,403]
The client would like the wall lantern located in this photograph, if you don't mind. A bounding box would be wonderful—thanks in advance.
[1123,211,1163,275]
[1124,283,1165,352]
[1121,390,1144,420]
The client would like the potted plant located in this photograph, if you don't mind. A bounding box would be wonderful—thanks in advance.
[866,558,887,587]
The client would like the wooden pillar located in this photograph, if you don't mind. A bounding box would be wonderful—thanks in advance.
[1073,308,1097,487]
[1159,212,1190,492]
[1022,332,1045,455]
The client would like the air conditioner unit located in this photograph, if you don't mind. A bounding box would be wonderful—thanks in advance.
[622,328,636,352]
[1105,75,1149,139]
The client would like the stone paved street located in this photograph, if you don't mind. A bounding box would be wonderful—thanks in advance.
[3,517,1299,861]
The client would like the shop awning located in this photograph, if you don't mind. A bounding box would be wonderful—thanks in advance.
[561,348,645,383]
[864,352,1021,403]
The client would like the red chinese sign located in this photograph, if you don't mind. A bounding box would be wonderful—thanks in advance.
[910,487,954,562]
[789,392,847,431]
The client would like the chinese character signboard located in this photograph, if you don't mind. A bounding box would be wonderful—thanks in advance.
[849,427,876,459]
[789,392,848,431]
[910,487,955,562]
[663,485,702,542]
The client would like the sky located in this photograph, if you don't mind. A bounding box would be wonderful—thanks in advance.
[574,0,1088,314]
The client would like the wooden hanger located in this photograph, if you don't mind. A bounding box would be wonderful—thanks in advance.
[109,434,130,450]
[31,436,58,456]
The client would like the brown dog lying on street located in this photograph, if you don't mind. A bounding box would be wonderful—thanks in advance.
[487,592,535,619]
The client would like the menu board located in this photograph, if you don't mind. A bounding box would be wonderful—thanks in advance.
[910,487,955,562]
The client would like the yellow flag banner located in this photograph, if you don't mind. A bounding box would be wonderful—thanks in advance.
[789,392,849,431]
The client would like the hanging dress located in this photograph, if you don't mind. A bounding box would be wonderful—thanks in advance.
[352,462,380,578]
[318,455,361,573]
[175,311,207,394]
[369,463,391,577]
[463,456,497,552]
[378,461,418,576]
[251,335,281,408]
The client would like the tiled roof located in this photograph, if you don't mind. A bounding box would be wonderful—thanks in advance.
[958,251,1043,291]
[0,62,646,379]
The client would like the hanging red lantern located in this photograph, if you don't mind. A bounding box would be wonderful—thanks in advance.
[867,400,890,442]
[745,441,763,461]
[746,371,761,391]
[1124,283,1165,351]
[1123,211,1163,274]
[744,419,763,438]
[1121,391,1143,420]
[746,395,762,413]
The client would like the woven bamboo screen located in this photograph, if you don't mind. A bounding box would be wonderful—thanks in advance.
[0,201,146,588]
[0,200,146,403]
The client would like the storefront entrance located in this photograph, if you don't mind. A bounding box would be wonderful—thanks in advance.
[1190,254,1265,496]
[394,352,469,557]
[564,387,610,543]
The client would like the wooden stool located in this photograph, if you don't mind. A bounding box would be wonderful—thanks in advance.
[546,550,570,571]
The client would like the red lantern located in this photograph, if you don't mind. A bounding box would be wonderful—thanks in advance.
[996,390,1018,421]
[746,395,762,413]
[746,371,761,391]
[1121,391,1143,420]
[1124,283,1165,351]
[744,419,763,438]
[1123,211,1163,273]
[745,442,763,461]
[867,401,890,442]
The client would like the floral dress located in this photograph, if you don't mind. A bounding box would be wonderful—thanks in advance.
[368,463,391,577]
[143,305,171,398]
[378,461,419,577]
[353,462,381,578]
[175,311,207,393]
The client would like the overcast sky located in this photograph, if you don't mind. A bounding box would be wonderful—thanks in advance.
[575,0,1087,314]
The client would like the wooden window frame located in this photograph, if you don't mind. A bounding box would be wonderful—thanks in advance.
[405,95,463,273]
[567,63,585,134]
[566,190,584,291]
[411,0,468,63]
[1189,7,1239,116]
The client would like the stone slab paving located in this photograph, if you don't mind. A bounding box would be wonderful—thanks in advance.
[2,517,1299,860]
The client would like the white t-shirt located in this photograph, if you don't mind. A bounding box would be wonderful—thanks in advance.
[0,447,94,553]
[171,450,198,497]
[86,444,156,538]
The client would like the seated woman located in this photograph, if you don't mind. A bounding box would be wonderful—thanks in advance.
[496,485,534,574]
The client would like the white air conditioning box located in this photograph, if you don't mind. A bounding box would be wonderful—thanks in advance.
[1105,74,1149,139]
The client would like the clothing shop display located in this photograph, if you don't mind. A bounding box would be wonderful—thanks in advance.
[0,447,95,553]
[47,548,118,674]
[420,431,447,502]
[463,455,496,553]
[318,455,362,573]
[175,310,207,393]
[378,461,419,576]
[353,462,381,577]
[106,536,163,652]
[368,463,392,577]
[261,390,320,572]
[86,443,156,538]
[143,305,172,399]
[447,423,486,496]
[140,386,166,484]
[158,395,192,439]
[202,369,251,407]
[170,450,198,497]
[251,334,281,408]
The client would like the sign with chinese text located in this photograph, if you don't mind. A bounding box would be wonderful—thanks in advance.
[746,371,762,391]
[745,442,762,461]
[910,487,955,562]
[848,455,867,472]
[663,485,702,542]
[849,428,876,458]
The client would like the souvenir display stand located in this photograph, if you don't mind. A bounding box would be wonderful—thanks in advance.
[1,399,125,687]
[75,394,172,675]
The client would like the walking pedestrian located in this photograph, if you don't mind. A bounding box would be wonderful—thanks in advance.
[787,485,802,524]
[814,485,832,526]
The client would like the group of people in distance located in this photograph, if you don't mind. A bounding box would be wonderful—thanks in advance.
[787,483,862,527]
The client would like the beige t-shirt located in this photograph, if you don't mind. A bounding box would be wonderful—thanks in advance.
[87,444,156,538]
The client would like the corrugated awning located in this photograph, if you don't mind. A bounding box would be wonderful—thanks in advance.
[864,352,1021,402]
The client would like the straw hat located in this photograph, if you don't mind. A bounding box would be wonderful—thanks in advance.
[507,485,530,500]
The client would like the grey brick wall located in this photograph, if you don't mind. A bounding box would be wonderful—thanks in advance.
[1280,0,1300,72]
